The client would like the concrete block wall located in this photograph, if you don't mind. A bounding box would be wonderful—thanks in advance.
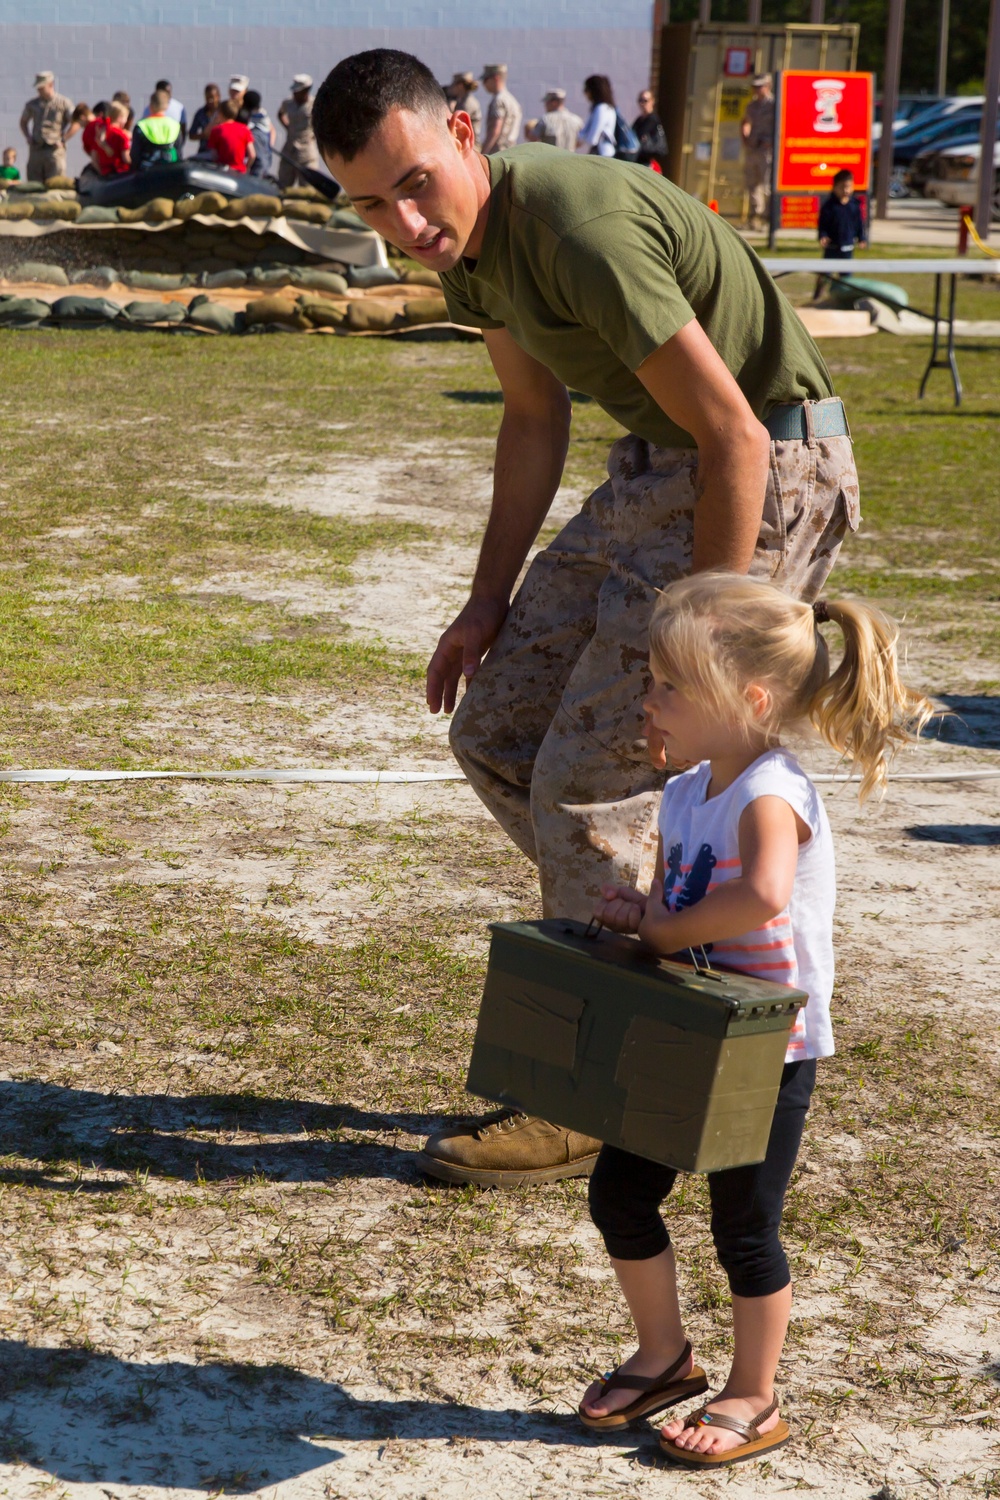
[0,4,653,178]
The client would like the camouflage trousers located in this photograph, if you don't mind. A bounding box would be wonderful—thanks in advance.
[744,147,772,220]
[449,426,860,921]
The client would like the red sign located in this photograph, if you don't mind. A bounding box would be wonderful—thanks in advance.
[724,47,753,78]
[780,194,820,228]
[776,70,873,193]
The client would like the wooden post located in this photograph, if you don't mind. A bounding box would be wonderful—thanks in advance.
[874,0,905,220]
[974,0,1000,239]
[936,0,950,95]
[747,0,762,22]
[699,0,711,22]
[810,0,826,20]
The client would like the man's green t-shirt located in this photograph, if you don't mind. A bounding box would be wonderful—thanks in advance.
[441,146,834,448]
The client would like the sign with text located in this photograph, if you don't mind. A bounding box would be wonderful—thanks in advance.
[776,70,873,192]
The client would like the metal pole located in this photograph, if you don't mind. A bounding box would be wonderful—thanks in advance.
[810,0,826,20]
[748,0,762,22]
[768,71,782,249]
[974,0,1000,239]
[874,0,905,220]
[698,0,711,21]
[936,0,950,96]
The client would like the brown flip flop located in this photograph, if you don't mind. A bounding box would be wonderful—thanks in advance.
[578,1340,709,1431]
[657,1394,791,1466]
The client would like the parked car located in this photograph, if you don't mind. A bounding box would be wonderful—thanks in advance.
[872,93,942,143]
[925,139,1000,220]
[875,98,983,197]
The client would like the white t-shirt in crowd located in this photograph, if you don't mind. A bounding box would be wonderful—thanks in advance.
[579,102,617,157]
[656,748,836,1062]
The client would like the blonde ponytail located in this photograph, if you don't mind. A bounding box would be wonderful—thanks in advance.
[807,598,934,801]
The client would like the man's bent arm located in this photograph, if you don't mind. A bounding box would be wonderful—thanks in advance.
[426,328,571,713]
[636,318,770,574]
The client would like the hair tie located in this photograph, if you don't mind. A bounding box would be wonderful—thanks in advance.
[812,599,831,624]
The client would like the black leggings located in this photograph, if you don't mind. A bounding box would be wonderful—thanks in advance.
[589,1060,816,1299]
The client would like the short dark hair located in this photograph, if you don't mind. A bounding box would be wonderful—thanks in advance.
[584,74,615,107]
[156,78,171,92]
[832,168,854,186]
[244,88,261,111]
[314,48,447,162]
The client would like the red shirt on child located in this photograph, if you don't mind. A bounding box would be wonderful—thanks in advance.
[83,117,131,174]
[208,120,254,172]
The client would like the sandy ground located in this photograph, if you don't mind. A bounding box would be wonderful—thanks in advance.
[0,447,997,1500]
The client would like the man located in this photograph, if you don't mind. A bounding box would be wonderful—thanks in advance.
[143,79,187,147]
[228,75,249,115]
[278,74,321,188]
[189,83,221,155]
[313,49,859,1187]
[633,88,667,168]
[530,89,583,152]
[447,72,482,144]
[741,73,775,232]
[480,64,521,155]
[208,101,256,173]
[131,89,183,170]
[19,72,75,183]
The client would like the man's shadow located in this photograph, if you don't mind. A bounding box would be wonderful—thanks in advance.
[0,1342,598,1490]
[0,1079,460,1186]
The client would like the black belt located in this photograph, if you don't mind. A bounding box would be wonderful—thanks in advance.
[764,397,849,441]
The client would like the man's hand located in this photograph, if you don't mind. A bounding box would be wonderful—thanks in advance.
[594,883,647,933]
[426,593,509,714]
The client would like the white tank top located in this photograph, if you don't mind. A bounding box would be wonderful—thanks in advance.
[656,748,835,1062]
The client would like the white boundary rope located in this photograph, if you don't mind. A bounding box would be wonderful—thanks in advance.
[0,767,996,786]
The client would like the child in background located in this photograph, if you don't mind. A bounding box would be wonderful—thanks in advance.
[819,168,867,259]
[579,571,931,1468]
[1,147,19,183]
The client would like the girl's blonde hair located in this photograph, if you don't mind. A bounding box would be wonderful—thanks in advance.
[648,572,935,801]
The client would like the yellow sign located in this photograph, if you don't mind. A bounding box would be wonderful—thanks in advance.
[719,85,751,124]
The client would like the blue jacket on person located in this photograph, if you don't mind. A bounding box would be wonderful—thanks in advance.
[818,192,866,256]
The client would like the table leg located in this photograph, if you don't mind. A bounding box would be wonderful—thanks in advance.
[946,273,962,407]
[918,273,943,400]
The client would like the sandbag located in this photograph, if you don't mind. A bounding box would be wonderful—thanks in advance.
[402,297,450,325]
[282,184,326,201]
[348,265,401,289]
[185,295,243,334]
[329,209,368,230]
[7,180,46,193]
[70,266,120,287]
[124,271,192,290]
[248,266,295,286]
[345,298,400,332]
[290,267,348,295]
[244,293,310,329]
[49,294,121,325]
[221,194,282,220]
[256,242,302,264]
[200,268,247,288]
[175,191,229,220]
[0,295,52,327]
[297,295,346,328]
[120,299,187,326]
[31,200,81,221]
[118,198,175,223]
[9,261,70,286]
[44,175,76,190]
[0,202,35,220]
[401,268,442,288]
[281,199,331,224]
[76,204,120,224]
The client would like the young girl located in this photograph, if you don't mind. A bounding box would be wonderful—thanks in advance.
[578,571,932,1467]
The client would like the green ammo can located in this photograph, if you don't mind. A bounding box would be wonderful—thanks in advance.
[466,918,807,1174]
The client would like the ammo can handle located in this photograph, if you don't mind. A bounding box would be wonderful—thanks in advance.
[583,915,718,979]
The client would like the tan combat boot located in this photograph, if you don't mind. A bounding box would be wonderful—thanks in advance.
[415,1109,602,1187]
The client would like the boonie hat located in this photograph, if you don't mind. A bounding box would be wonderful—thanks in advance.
[481,63,507,79]
[752,72,772,87]
[291,73,313,91]
[34,71,55,88]
[543,87,566,101]
[451,71,478,90]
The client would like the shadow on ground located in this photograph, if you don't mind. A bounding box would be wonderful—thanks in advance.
[0,1080,460,1186]
[0,1343,594,1491]
[929,695,1000,751]
[905,823,1000,845]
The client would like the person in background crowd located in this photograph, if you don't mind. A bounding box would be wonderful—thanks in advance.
[19,71,75,182]
[481,63,522,155]
[530,89,583,151]
[1,147,20,183]
[189,83,221,155]
[131,89,183,170]
[228,75,249,119]
[208,100,256,173]
[633,88,667,168]
[741,74,774,232]
[447,72,482,144]
[112,90,135,132]
[277,74,321,187]
[83,99,131,176]
[579,74,617,157]
[143,79,187,147]
[244,89,275,178]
